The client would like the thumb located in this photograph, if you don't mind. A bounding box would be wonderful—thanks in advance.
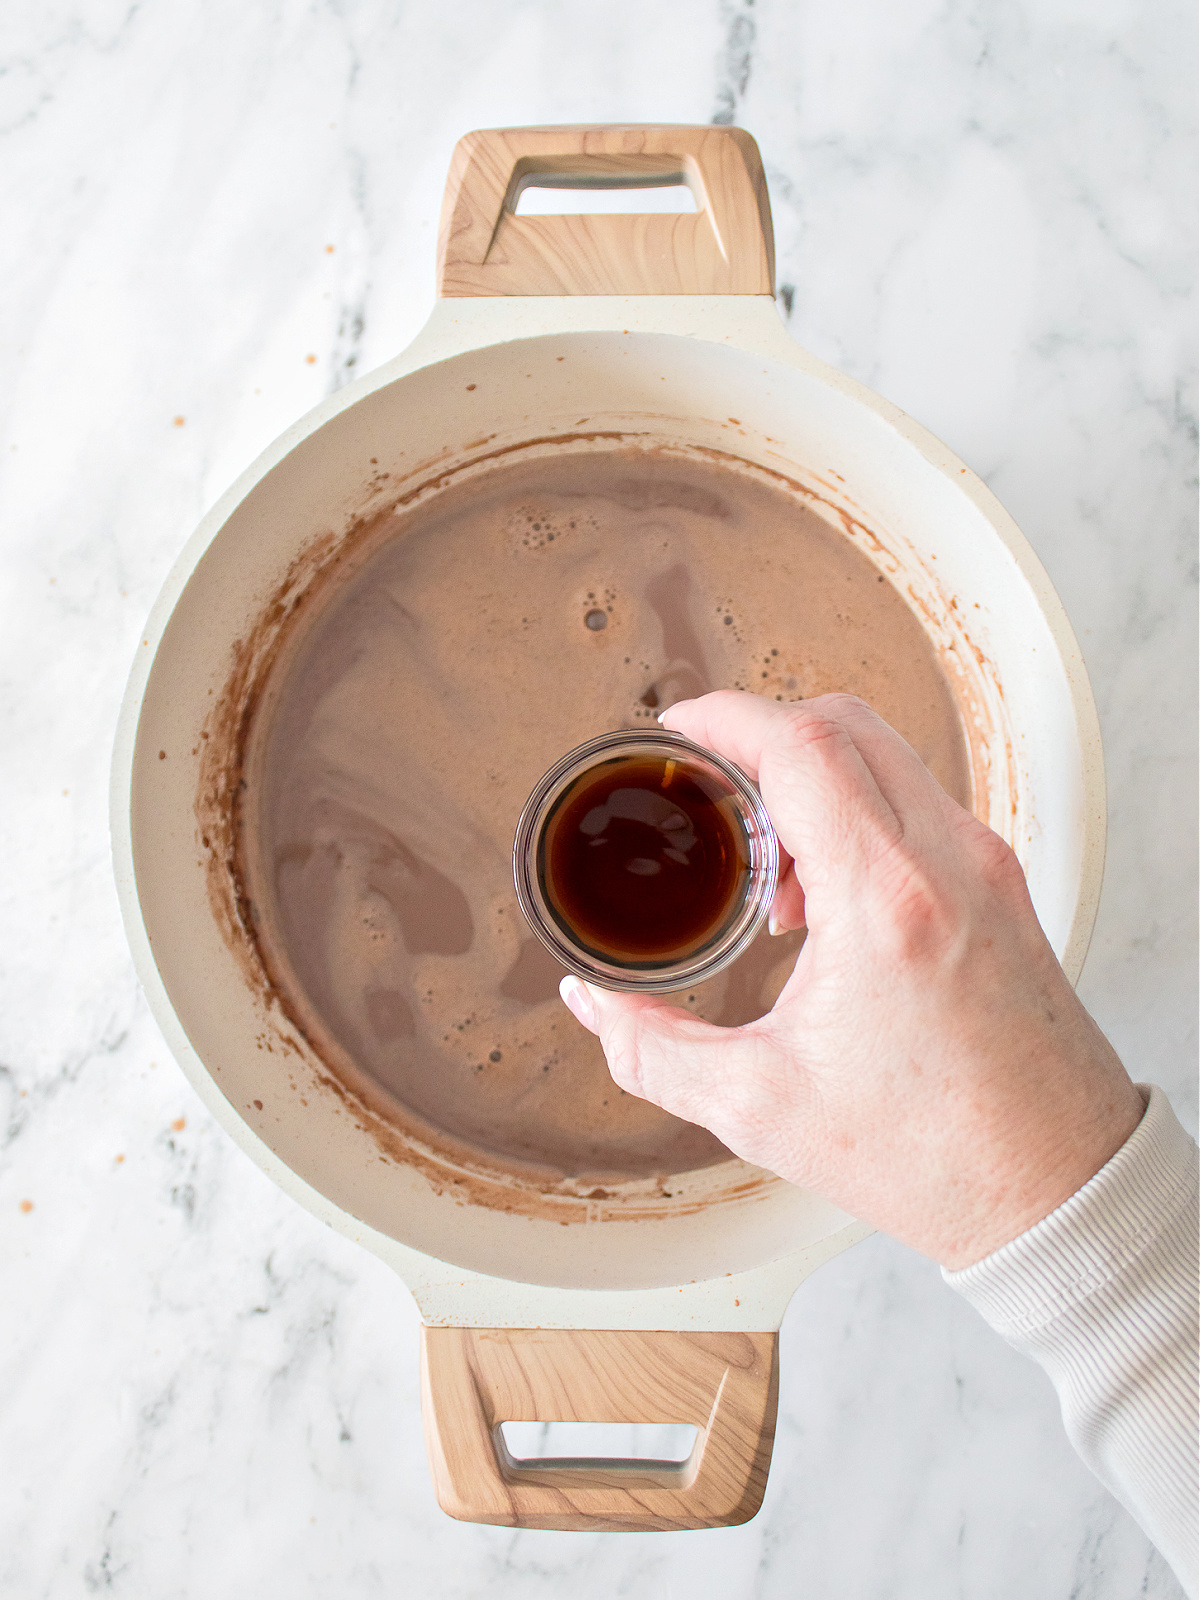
[559,975,768,1136]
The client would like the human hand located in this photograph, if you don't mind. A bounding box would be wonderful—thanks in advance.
[559,691,1145,1269]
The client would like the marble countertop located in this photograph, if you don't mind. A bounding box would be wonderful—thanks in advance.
[2,2,1195,1596]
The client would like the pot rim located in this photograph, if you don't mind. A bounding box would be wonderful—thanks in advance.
[110,295,1105,1328]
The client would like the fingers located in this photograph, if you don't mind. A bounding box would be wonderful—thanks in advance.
[781,692,962,844]
[663,692,899,891]
[659,691,794,783]
[663,692,956,883]
[769,858,806,934]
[559,976,769,1135]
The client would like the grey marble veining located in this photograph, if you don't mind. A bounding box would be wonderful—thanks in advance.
[1,2,1194,1596]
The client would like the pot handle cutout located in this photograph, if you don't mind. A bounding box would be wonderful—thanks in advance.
[420,1325,779,1531]
[436,125,775,298]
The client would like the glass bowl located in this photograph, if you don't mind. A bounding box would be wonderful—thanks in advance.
[512,730,779,994]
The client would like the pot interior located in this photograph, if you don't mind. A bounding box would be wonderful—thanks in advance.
[130,330,1087,1290]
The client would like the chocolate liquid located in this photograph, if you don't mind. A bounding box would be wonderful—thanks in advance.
[244,449,971,1183]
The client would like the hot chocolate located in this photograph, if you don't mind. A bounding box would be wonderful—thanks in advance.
[240,448,972,1183]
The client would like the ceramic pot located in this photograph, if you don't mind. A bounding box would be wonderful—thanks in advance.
[112,125,1104,1531]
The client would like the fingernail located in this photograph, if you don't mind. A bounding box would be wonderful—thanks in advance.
[559,974,598,1031]
[768,908,784,936]
[657,698,694,725]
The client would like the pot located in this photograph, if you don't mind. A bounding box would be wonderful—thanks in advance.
[111,125,1105,1532]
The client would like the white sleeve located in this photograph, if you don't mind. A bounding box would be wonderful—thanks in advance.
[943,1084,1199,1597]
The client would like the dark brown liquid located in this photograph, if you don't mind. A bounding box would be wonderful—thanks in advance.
[541,756,750,964]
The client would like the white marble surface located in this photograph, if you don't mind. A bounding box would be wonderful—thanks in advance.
[2,1,1195,1595]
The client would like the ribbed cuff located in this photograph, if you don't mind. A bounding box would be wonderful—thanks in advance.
[945,1085,1195,1335]
[944,1084,1199,1598]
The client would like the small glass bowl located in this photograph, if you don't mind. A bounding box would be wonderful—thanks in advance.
[512,730,779,995]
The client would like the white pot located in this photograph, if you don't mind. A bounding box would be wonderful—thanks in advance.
[111,126,1104,1532]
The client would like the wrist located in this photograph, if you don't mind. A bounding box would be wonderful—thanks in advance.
[931,1079,1148,1270]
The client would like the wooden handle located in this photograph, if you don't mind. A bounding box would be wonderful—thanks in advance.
[420,1326,779,1531]
[436,124,775,298]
